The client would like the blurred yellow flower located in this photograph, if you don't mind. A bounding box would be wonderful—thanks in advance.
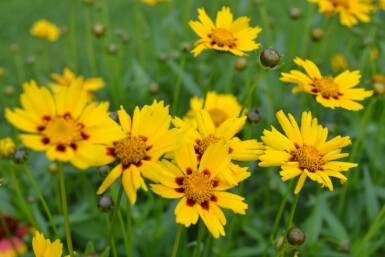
[142,0,168,5]
[184,91,244,127]
[370,48,379,60]
[151,143,248,238]
[30,19,60,41]
[308,0,374,27]
[0,137,16,158]
[331,54,348,72]
[189,6,262,57]
[49,68,105,101]
[96,101,178,205]
[280,57,373,111]
[32,231,62,257]
[5,80,121,169]
[259,110,358,194]
[381,0,385,9]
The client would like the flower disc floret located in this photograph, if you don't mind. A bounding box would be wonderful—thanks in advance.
[183,172,214,204]
[292,145,323,172]
[114,135,147,165]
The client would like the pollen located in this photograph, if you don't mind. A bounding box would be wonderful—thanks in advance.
[314,76,340,99]
[211,28,236,48]
[208,109,228,127]
[43,116,82,144]
[183,171,214,204]
[196,134,222,155]
[114,135,147,166]
[291,145,324,172]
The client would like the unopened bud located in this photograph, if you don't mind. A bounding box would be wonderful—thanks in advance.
[181,42,192,52]
[13,148,28,164]
[4,85,15,96]
[260,48,281,68]
[287,227,306,246]
[48,162,59,173]
[109,112,118,122]
[106,43,118,55]
[98,196,114,212]
[149,82,160,94]
[92,24,105,38]
[99,165,110,174]
[311,28,324,41]
[247,109,261,124]
[289,7,302,19]
[234,57,248,71]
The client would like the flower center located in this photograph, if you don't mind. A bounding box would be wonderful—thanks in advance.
[114,135,147,166]
[196,134,222,155]
[211,28,236,47]
[314,76,340,98]
[331,0,349,7]
[292,145,323,172]
[208,108,228,127]
[183,172,213,204]
[44,117,81,144]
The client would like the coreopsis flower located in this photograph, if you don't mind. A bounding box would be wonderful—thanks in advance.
[259,110,358,194]
[96,101,178,205]
[189,6,262,57]
[380,0,385,9]
[0,137,16,158]
[173,109,264,184]
[308,0,374,27]
[280,57,373,111]
[184,91,244,127]
[0,215,28,257]
[5,80,121,169]
[30,19,60,41]
[49,68,105,101]
[151,143,248,238]
[32,231,67,257]
[331,54,348,72]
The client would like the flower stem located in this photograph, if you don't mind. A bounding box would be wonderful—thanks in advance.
[58,165,75,257]
[108,184,124,245]
[239,69,265,117]
[193,221,205,257]
[69,0,78,71]
[202,57,217,109]
[171,57,186,115]
[84,5,98,75]
[23,164,60,238]
[171,225,183,257]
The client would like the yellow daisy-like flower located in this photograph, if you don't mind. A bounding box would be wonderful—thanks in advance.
[0,137,16,158]
[96,101,178,205]
[49,68,105,101]
[173,109,264,184]
[280,57,373,111]
[30,19,60,42]
[32,231,62,257]
[380,0,385,9]
[308,0,374,27]
[141,0,168,5]
[184,91,244,127]
[259,110,358,194]
[189,6,262,57]
[151,143,248,238]
[5,80,121,169]
[331,54,348,72]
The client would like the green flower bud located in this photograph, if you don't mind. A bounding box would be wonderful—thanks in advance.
[287,227,306,246]
[260,48,281,68]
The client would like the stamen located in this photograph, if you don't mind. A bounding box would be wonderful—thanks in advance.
[291,145,323,172]
[211,28,236,48]
[43,116,82,144]
[313,76,340,99]
[195,134,222,156]
[183,171,214,205]
[114,135,147,166]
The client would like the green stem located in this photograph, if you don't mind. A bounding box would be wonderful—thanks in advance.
[69,0,78,71]
[258,0,273,44]
[308,186,321,251]
[0,214,21,257]
[193,221,205,257]
[263,180,294,257]
[108,185,124,245]
[84,5,98,75]
[171,225,183,257]
[59,165,75,257]
[275,194,300,257]
[14,52,26,85]
[202,60,217,109]
[239,69,265,117]
[202,235,213,257]
[171,57,186,115]
[23,164,59,238]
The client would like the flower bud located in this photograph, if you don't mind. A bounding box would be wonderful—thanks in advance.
[260,48,281,68]
[92,24,105,38]
[372,75,385,96]
[181,42,192,53]
[0,137,16,158]
[287,227,306,246]
[338,242,350,252]
[48,162,59,173]
[234,57,248,71]
[247,109,261,124]
[149,82,160,94]
[158,53,168,62]
[98,196,114,212]
[13,148,28,164]
[289,7,302,19]
[106,43,118,55]
[311,28,324,41]
[4,85,15,96]
[99,165,110,174]
[109,112,119,122]
[0,67,5,78]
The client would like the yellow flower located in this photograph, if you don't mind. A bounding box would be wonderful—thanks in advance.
[280,57,373,111]
[96,101,178,205]
[32,231,62,257]
[259,110,358,194]
[49,68,105,101]
[173,109,264,184]
[0,137,16,158]
[370,47,379,60]
[151,143,248,238]
[331,54,348,72]
[184,91,244,127]
[5,80,121,169]
[189,6,262,57]
[308,0,374,27]
[30,19,60,42]
[141,0,168,5]
[380,0,385,9]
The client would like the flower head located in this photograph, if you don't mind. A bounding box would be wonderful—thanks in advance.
[259,110,358,194]
[0,137,16,158]
[30,19,60,41]
[141,0,168,5]
[308,0,374,27]
[174,109,264,184]
[151,143,248,238]
[32,231,62,257]
[280,57,373,111]
[184,91,244,127]
[49,68,105,101]
[331,54,348,72]
[96,101,178,205]
[5,80,121,169]
[189,6,262,57]
[0,215,28,257]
